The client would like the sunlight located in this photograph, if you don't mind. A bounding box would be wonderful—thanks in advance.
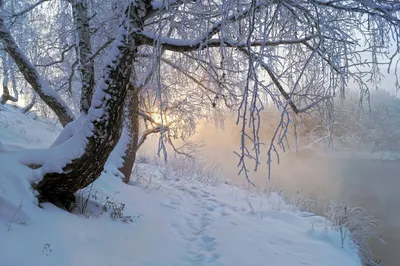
[150,112,178,125]
[151,113,163,124]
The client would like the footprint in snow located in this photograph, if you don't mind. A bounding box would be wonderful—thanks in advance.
[219,211,230,217]
[205,198,218,203]
[199,235,217,252]
[158,201,178,211]
[204,206,215,212]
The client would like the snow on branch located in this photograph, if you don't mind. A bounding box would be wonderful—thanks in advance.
[140,0,271,51]
[312,0,400,24]
[0,17,75,126]
[9,0,51,18]
[138,33,318,52]
[34,44,76,67]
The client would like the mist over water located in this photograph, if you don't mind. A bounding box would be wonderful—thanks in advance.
[143,113,400,266]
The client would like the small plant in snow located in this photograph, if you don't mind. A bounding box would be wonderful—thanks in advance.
[75,187,136,223]
[289,190,317,213]
[102,196,134,223]
[325,200,383,266]
[77,183,94,215]
[153,156,221,185]
[42,243,52,256]
[244,198,255,215]
[136,152,151,164]
[6,200,27,232]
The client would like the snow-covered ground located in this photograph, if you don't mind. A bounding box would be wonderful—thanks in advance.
[0,106,362,266]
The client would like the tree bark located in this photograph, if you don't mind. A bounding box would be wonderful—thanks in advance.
[71,0,95,113]
[33,0,152,211]
[120,87,139,183]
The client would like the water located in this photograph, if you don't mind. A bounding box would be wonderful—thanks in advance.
[258,156,400,266]
[143,120,400,265]
[190,121,400,266]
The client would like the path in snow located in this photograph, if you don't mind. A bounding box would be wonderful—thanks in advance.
[160,184,225,265]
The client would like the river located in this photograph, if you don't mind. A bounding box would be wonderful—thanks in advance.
[190,120,400,266]
[143,119,400,265]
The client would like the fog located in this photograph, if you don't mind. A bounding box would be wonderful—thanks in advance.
[142,112,400,266]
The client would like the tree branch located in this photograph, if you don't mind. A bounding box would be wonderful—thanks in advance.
[34,44,75,67]
[238,47,301,114]
[139,33,317,52]
[0,17,75,126]
[11,0,51,18]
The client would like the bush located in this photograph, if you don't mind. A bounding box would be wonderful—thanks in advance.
[326,200,383,266]
[75,188,136,223]
[153,156,221,184]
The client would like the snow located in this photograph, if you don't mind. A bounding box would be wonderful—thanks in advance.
[104,126,130,178]
[0,107,362,266]
[51,112,87,147]
[0,105,60,151]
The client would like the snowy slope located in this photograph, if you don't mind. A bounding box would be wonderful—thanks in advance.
[0,107,362,266]
[0,105,60,151]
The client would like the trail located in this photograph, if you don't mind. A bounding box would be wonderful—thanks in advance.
[159,184,227,265]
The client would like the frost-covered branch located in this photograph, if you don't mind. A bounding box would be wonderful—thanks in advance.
[0,17,75,126]
[34,44,75,68]
[312,0,400,24]
[10,0,50,18]
[138,33,318,52]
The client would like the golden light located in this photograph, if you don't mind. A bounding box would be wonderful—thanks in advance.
[150,112,177,125]
[151,113,163,124]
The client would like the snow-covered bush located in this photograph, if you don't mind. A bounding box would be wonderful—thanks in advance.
[326,200,383,266]
[152,156,221,185]
[75,187,134,223]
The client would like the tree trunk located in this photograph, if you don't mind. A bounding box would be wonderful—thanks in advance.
[21,92,37,114]
[71,0,95,113]
[0,50,18,104]
[33,0,152,211]
[120,88,139,183]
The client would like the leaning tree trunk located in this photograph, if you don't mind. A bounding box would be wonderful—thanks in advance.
[120,87,139,183]
[33,0,152,211]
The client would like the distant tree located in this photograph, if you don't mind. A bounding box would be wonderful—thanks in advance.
[0,50,18,104]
